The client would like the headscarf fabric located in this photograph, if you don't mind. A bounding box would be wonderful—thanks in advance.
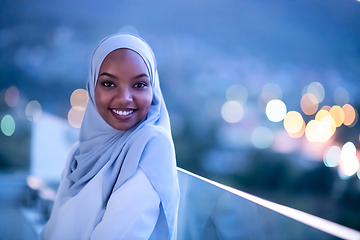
[66,33,179,239]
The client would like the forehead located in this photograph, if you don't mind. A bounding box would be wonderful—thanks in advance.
[99,48,149,75]
[102,48,143,65]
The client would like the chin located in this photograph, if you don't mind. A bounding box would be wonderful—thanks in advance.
[111,121,140,131]
[112,125,132,131]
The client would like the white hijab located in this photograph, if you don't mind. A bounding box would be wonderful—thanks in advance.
[66,33,179,239]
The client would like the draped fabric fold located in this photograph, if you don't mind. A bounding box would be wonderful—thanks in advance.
[65,33,179,239]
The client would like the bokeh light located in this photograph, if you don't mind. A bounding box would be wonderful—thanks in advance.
[51,27,73,47]
[322,116,336,136]
[221,101,244,123]
[287,121,305,138]
[301,93,318,115]
[339,155,359,177]
[339,142,359,177]
[68,108,86,128]
[39,188,56,200]
[334,86,349,106]
[226,84,248,104]
[318,121,333,142]
[26,176,44,190]
[329,105,344,127]
[315,110,336,135]
[261,83,282,103]
[305,120,332,142]
[266,99,287,122]
[321,105,331,111]
[4,86,20,107]
[315,109,331,122]
[341,141,356,159]
[70,88,88,110]
[1,115,15,136]
[307,82,325,103]
[252,126,274,149]
[323,146,341,167]
[342,104,357,126]
[258,83,283,113]
[283,111,304,134]
[25,100,42,122]
[338,167,351,180]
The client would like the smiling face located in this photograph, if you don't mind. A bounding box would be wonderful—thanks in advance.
[95,48,153,131]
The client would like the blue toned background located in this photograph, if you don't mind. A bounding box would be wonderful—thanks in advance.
[0,0,360,232]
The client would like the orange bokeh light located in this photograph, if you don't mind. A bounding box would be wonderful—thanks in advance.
[284,111,304,134]
[288,121,305,138]
[329,105,345,127]
[321,105,331,111]
[342,104,356,126]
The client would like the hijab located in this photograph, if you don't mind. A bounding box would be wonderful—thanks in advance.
[66,33,179,239]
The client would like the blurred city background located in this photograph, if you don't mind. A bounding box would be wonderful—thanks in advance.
[0,0,360,235]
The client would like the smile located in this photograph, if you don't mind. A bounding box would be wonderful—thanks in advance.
[112,109,134,116]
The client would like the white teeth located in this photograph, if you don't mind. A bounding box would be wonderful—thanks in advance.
[112,109,133,116]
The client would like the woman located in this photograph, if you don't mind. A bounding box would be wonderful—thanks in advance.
[41,33,180,240]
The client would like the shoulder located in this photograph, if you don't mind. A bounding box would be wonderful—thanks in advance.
[138,125,177,182]
[144,126,175,156]
[120,124,176,181]
[133,124,174,152]
[137,123,171,139]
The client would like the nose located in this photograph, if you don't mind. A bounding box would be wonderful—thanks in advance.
[115,86,133,104]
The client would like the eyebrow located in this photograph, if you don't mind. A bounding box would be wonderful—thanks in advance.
[98,72,149,80]
[98,72,117,78]
[133,73,149,79]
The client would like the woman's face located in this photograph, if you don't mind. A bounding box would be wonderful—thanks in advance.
[95,48,153,131]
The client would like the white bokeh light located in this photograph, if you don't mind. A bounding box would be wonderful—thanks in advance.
[221,101,244,123]
[226,84,248,104]
[261,83,283,102]
[25,100,42,122]
[340,155,359,177]
[307,82,325,103]
[266,99,287,122]
[340,141,359,177]
[252,126,274,149]
[323,146,341,167]
[341,141,356,160]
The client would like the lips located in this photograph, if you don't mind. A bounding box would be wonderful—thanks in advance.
[112,109,134,116]
[110,108,135,120]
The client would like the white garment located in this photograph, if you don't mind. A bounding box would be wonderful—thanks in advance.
[41,149,161,240]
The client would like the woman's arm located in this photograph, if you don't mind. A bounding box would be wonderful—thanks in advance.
[91,167,160,240]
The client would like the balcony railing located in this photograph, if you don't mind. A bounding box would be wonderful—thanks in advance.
[177,168,360,240]
[2,167,359,240]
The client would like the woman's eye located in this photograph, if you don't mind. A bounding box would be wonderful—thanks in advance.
[134,82,147,88]
[102,82,114,87]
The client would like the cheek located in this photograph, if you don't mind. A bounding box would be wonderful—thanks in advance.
[94,89,108,111]
[94,90,100,108]
[138,89,153,112]
[144,89,153,109]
